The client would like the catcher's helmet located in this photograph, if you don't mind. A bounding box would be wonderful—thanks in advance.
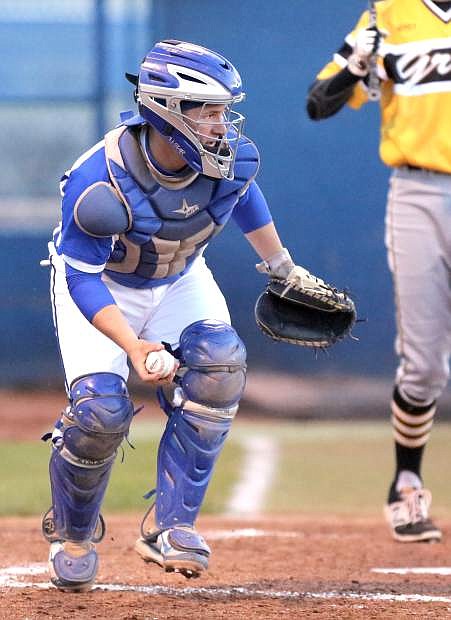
[127,40,245,180]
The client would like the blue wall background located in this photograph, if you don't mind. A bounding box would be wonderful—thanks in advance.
[0,1,396,387]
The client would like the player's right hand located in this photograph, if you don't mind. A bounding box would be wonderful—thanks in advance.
[128,340,178,385]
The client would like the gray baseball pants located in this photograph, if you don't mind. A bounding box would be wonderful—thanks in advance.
[385,166,451,404]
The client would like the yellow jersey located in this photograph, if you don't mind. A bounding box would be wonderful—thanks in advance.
[317,0,451,173]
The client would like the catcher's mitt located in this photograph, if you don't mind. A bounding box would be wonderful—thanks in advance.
[255,266,356,348]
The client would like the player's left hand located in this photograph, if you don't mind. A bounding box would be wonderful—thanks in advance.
[255,249,356,347]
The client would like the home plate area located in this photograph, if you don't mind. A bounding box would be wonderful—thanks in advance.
[2,514,451,619]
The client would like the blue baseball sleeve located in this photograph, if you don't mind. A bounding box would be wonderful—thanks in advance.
[232,181,273,234]
[65,263,116,322]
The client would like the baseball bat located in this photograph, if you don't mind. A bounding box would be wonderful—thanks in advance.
[367,0,381,102]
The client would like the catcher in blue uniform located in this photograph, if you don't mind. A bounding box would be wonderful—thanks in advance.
[42,40,355,592]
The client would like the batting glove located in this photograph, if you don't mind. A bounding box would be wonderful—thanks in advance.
[348,27,382,76]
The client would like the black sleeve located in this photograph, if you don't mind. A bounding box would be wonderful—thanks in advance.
[306,67,361,121]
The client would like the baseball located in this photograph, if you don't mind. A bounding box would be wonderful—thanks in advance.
[145,350,177,378]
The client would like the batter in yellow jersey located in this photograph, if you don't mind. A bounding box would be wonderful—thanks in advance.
[316,0,451,172]
[306,0,451,544]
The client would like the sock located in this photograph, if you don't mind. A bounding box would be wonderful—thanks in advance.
[388,386,435,503]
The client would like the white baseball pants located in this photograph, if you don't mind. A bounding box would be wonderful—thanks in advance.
[49,251,231,391]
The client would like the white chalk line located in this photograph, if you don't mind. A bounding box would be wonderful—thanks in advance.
[132,423,279,516]
[225,435,279,515]
[373,567,451,576]
[205,528,300,540]
[2,563,451,604]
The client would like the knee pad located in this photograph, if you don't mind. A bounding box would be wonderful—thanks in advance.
[177,319,247,410]
[152,321,246,531]
[49,372,134,542]
[58,372,134,466]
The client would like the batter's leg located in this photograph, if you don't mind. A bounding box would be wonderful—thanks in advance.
[383,169,451,542]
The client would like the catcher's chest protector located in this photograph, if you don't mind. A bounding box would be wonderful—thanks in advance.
[103,125,256,280]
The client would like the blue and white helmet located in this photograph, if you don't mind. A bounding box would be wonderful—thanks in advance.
[129,40,245,180]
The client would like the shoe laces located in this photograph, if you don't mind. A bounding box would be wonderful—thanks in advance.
[400,488,432,524]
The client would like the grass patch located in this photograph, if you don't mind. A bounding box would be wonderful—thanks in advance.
[0,422,244,517]
[1,420,451,517]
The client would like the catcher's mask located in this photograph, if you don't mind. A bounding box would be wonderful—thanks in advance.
[126,40,245,180]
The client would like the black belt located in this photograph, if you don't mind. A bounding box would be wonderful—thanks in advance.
[404,165,450,175]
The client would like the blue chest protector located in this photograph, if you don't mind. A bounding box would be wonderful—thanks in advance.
[95,119,259,285]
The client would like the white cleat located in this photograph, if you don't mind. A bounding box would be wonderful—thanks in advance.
[135,526,210,578]
[384,487,442,543]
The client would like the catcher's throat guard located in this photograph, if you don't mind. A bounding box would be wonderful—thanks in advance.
[255,278,356,349]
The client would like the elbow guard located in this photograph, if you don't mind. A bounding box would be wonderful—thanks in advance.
[74,182,131,237]
[306,72,358,121]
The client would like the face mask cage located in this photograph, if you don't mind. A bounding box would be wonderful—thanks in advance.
[171,99,245,180]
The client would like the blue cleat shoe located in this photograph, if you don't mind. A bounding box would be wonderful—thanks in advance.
[135,526,210,578]
[49,540,98,592]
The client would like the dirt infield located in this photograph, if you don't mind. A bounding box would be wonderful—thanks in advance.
[3,390,451,618]
[3,514,451,619]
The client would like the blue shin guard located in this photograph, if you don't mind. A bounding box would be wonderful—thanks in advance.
[48,373,134,542]
[154,403,233,529]
[153,320,247,530]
